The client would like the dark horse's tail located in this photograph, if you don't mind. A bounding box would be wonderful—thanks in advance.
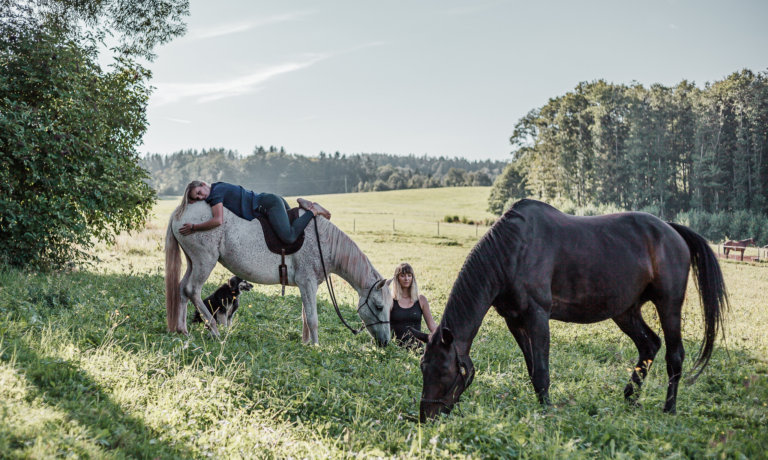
[667,222,729,381]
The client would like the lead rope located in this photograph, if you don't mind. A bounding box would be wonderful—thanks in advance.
[313,217,362,335]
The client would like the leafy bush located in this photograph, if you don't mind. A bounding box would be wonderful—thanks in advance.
[0,7,157,269]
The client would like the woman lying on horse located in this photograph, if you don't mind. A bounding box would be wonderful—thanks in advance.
[177,180,331,243]
[166,179,392,345]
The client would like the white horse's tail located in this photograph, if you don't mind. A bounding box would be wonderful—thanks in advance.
[165,212,183,332]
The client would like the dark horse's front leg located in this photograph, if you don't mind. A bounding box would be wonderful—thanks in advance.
[504,303,551,406]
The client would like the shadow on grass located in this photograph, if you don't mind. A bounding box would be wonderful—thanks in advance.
[6,339,198,459]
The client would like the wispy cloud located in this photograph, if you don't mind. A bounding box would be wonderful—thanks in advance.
[189,11,311,40]
[152,54,328,106]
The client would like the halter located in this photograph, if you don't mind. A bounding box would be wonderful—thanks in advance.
[420,345,475,409]
[313,218,389,335]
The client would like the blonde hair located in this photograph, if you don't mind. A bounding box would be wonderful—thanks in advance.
[173,180,207,219]
[392,262,419,301]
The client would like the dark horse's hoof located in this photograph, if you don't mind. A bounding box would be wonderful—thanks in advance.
[663,406,677,415]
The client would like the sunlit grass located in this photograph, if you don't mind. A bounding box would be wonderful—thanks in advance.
[1,187,766,458]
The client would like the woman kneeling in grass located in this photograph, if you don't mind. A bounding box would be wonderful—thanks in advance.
[390,262,437,348]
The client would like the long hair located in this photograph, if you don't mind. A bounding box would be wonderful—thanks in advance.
[173,180,207,219]
[391,262,419,301]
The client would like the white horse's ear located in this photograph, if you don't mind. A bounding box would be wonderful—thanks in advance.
[375,279,388,290]
[385,278,393,287]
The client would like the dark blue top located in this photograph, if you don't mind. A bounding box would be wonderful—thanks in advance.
[205,182,264,221]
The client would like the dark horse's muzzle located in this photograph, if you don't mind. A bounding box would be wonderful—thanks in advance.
[419,399,454,422]
[419,351,475,422]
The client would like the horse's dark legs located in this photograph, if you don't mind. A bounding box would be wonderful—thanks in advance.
[505,307,551,406]
[504,317,534,377]
[612,306,661,404]
[655,299,685,414]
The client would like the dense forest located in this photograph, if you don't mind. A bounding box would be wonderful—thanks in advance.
[488,69,768,243]
[141,149,505,196]
[489,69,768,217]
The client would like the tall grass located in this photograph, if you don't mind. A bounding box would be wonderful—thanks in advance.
[1,187,766,458]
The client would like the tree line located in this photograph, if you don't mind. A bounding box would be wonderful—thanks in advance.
[489,70,768,243]
[142,148,505,197]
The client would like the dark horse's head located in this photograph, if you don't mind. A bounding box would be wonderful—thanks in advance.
[411,327,475,422]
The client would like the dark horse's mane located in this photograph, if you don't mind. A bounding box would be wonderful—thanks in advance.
[442,201,535,332]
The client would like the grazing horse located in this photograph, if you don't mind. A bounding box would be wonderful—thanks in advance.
[723,237,755,260]
[414,199,728,421]
[165,201,392,346]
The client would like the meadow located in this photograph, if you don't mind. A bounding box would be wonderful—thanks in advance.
[1,187,766,459]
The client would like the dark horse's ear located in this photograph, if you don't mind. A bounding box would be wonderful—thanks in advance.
[409,327,429,343]
[441,327,454,346]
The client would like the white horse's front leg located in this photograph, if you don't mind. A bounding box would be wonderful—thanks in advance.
[298,280,319,345]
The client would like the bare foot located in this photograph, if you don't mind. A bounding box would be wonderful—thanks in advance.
[312,202,331,220]
[297,198,313,211]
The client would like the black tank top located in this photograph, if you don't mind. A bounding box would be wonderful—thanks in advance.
[391,298,423,344]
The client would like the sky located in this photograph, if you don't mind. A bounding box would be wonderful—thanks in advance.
[140,0,768,161]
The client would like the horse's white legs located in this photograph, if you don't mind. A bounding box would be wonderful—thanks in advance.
[298,280,320,345]
[182,257,220,339]
[176,266,192,334]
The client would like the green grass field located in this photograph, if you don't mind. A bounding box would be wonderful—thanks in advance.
[1,187,766,458]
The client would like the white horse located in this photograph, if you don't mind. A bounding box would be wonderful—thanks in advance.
[165,201,392,346]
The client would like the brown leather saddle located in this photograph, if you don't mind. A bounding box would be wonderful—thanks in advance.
[253,207,307,295]
[254,207,306,255]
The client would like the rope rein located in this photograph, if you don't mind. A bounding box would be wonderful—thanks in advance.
[312,217,389,335]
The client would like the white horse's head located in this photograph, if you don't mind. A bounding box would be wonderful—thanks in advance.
[356,278,393,347]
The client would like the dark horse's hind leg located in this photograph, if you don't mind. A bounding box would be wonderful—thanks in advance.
[654,297,685,414]
[612,304,661,405]
[504,308,551,406]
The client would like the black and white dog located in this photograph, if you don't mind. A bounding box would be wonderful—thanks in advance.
[192,276,253,327]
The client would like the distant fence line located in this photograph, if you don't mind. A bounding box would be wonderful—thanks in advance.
[339,217,492,239]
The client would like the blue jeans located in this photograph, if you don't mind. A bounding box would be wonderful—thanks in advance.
[257,193,313,244]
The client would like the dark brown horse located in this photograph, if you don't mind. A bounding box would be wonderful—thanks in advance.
[413,199,728,421]
[723,237,755,260]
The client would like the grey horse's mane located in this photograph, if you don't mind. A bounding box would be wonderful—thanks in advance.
[321,218,382,287]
